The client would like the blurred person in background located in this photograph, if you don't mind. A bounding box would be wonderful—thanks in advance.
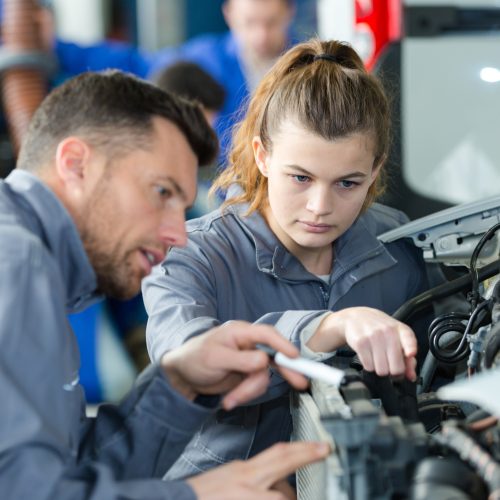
[149,0,296,165]
[153,60,226,219]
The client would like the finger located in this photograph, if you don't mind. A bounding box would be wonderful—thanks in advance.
[405,355,417,382]
[228,323,300,359]
[245,442,330,488]
[208,372,245,395]
[370,331,391,377]
[275,365,309,391]
[384,330,406,377]
[251,491,289,500]
[222,370,270,410]
[271,479,297,499]
[214,346,270,374]
[353,337,375,373]
[398,325,418,359]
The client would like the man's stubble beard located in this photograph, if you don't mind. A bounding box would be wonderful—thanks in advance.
[78,183,138,300]
[83,231,137,300]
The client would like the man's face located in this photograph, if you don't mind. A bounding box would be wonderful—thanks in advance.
[223,0,293,61]
[77,118,197,299]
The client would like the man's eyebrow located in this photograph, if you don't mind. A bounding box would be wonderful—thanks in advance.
[160,175,189,203]
[284,164,368,180]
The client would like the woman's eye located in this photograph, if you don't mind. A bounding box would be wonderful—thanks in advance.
[293,175,310,183]
[339,180,357,189]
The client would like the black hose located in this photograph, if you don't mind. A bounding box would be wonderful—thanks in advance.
[429,301,490,364]
[428,312,469,364]
[393,259,500,323]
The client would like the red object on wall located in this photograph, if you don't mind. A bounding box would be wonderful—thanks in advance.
[354,0,402,70]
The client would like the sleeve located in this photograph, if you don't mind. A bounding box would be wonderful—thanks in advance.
[0,235,205,500]
[143,240,329,360]
[142,240,332,404]
[55,39,153,79]
[143,242,221,361]
[78,364,215,480]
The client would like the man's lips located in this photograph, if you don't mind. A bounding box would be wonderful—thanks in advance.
[141,247,165,266]
[137,247,165,275]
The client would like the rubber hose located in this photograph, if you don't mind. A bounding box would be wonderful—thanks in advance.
[1,0,48,154]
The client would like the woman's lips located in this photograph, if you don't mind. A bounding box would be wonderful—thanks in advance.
[299,221,333,233]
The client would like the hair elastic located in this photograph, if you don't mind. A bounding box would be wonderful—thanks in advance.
[313,54,339,64]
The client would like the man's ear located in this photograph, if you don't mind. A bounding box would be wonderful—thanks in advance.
[252,136,269,177]
[221,1,233,28]
[54,137,91,200]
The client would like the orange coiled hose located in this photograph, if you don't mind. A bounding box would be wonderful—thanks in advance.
[1,0,48,154]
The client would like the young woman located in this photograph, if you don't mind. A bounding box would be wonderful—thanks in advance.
[143,38,430,480]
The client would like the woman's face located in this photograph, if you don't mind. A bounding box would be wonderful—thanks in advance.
[253,119,380,266]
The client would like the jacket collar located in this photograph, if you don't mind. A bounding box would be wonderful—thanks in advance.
[332,214,397,282]
[6,170,100,312]
[228,202,397,282]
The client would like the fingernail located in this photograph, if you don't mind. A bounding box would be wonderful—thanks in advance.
[224,398,236,411]
[316,442,330,455]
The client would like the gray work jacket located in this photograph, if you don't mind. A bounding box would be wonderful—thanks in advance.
[143,200,430,479]
[0,170,213,500]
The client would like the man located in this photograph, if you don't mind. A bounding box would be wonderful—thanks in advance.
[0,0,156,401]
[149,0,296,162]
[0,70,328,499]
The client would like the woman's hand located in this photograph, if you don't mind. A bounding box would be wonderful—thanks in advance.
[307,307,417,381]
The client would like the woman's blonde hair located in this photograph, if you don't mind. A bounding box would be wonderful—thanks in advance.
[212,38,391,214]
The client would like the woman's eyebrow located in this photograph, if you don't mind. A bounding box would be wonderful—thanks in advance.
[284,164,368,180]
[283,164,314,176]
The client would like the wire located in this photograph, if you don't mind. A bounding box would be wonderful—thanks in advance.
[470,223,500,310]
[468,415,498,432]
[427,223,500,364]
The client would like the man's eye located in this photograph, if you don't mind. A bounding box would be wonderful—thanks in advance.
[155,185,172,198]
[293,175,310,183]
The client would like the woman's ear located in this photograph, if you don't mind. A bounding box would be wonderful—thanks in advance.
[370,159,384,185]
[252,136,269,177]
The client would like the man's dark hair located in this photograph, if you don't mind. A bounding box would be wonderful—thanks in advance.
[17,70,218,170]
[154,62,226,112]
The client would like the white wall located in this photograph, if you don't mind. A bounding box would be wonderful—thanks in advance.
[136,0,185,51]
[53,0,107,45]
[317,0,355,43]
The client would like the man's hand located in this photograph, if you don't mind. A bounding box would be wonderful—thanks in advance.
[307,307,417,381]
[187,441,330,500]
[161,321,309,410]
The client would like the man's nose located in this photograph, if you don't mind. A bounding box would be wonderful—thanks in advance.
[158,210,187,249]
